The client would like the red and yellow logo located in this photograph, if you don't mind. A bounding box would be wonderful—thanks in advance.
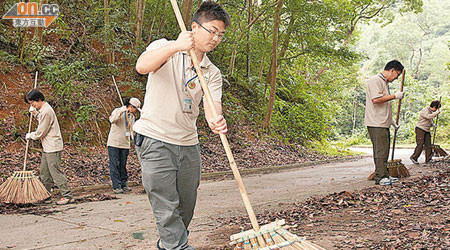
[2,2,59,28]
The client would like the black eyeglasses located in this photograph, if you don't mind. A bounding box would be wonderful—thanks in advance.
[194,20,225,41]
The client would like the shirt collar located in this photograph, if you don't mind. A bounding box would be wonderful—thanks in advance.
[379,73,387,82]
[182,52,211,71]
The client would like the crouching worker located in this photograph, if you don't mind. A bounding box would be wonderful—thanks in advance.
[410,100,441,164]
[107,97,141,194]
[25,89,73,205]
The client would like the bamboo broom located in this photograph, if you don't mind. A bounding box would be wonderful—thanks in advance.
[431,97,448,157]
[169,1,324,249]
[0,72,50,204]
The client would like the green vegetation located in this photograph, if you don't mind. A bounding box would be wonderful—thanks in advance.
[1,0,448,153]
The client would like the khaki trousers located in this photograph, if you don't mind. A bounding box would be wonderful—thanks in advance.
[367,127,390,183]
[40,151,72,199]
[411,127,432,162]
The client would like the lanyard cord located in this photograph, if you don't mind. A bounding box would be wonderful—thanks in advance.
[183,54,198,89]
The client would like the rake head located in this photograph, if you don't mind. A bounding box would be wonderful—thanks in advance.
[230,220,325,250]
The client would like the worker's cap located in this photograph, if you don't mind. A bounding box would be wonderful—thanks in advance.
[129,98,141,111]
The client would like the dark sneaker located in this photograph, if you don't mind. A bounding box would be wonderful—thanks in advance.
[425,159,436,164]
[56,197,74,205]
[122,186,132,192]
[113,188,124,194]
[157,239,166,250]
[410,156,419,164]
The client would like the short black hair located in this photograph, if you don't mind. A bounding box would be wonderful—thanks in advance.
[123,97,131,107]
[430,100,441,109]
[192,1,231,28]
[24,89,45,104]
[384,60,404,72]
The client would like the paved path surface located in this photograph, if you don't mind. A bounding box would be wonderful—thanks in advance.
[0,148,432,249]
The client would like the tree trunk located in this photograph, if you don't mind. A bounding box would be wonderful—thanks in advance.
[34,0,47,43]
[258,54,265,79]
[104,0,114,64]
[181,0,193,28]
[246,0,253,78]
[262,0,283,130]
[135,0,145,45]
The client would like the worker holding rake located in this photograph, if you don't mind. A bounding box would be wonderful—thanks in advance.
[24,89,73,205]
[364,60,404,186]
[410,100,441,164]
[134,2,230,249]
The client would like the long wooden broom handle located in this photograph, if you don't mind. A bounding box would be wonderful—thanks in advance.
[112,75,134,140]
[169,0,261,232]
[112,75,124,106]
[390,69,405,161]
[432,96,441,145]
[23,71,39,171]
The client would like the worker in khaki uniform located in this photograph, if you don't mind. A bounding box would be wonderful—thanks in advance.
[25,89,73,205]
[107,97,141,194]
[410,100,441,164]
[364,60,405,186]
[134,2,230,249]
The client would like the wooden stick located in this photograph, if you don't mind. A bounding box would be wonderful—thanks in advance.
[390,69,405,161]
[169,0,261,232]
[111,75,124,106]
[432,96,441,145]
[23,72,39,171]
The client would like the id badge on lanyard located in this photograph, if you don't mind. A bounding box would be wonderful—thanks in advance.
[124,112,131,137]
[182,54,198,114]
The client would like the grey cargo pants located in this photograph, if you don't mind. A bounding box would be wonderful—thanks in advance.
[135,134,200,250]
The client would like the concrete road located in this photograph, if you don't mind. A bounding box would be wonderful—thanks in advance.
[0,148,432,249]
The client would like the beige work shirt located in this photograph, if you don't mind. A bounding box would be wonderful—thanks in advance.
[107,107,136,149]
[416,107,439,132]
[133,39,223,146]
[30,102,64,153]
[364,74,394,128]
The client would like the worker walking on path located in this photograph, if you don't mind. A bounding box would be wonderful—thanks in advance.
[107,97,141,194]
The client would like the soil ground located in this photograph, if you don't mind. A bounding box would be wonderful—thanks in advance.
[2,148,448,250]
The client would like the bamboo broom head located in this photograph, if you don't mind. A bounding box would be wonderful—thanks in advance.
[230,220,325,250]
[388,159,410,178]
[0,171,50,204]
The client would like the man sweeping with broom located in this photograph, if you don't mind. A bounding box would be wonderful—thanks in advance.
[134,2,229,249]
[364,60,404,186]
[410,100,441,164]
[25,89,73,205]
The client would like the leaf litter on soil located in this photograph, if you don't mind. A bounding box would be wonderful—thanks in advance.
[217,156,450,249]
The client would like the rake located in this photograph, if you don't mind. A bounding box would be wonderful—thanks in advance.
[169,1,324,249]
[0,71,50,204]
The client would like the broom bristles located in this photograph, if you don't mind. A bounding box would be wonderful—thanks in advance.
[230,220,325,250]
[388,160,410,178]
[0,171,50,204]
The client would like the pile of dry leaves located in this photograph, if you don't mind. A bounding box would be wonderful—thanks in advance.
[220,156,450,249]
